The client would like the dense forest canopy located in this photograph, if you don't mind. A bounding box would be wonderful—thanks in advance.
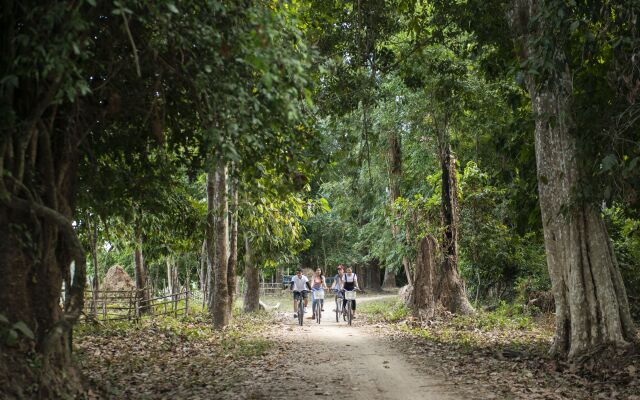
[1,0,639,397]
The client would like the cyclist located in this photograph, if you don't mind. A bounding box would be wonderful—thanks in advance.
[342,266,360,319]
[331,264,345,291]
[290,268,311,319]
[331,264,346,316]
[308,267,328,319]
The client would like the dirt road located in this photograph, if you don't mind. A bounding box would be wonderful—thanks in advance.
[243,299,461,400]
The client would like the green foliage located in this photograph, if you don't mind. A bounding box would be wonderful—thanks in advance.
[605,206,640,319]
[459,162,548,301]
[359,298,410,323]
[466,302,533,331]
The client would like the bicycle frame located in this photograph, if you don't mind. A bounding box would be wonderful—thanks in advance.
[294,290,308,326]
[344,289,357,325]
[313,289,324,324]
[334,290,344,323]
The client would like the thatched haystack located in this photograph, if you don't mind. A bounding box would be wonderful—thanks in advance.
[102,265,135,292]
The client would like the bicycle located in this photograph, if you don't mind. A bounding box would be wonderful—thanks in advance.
[312,289,324,324]
[343,289,362,326]
[293,290,309,326]
[333,289,344,323]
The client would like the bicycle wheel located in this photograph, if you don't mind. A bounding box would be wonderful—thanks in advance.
[335,297,339,323]
[298,297,304,326]
[315,301,321,324]
[347,301,352,325]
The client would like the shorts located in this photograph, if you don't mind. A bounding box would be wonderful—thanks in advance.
[293,291,308,300]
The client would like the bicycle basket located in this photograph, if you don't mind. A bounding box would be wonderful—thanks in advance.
[314,290,325,300]
[344,290,356,300]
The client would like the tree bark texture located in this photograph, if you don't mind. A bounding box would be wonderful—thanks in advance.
[513,0,635,360]
[206,172,217,313]
[199,239,207,294]
[0,6,86,393]
[166,255,179,294]
[227,174,238,316]
[411,232,475,319]
[532,78,635,358]
[412,235,438,320]
[243,237,260,312]
[211,159,230,328]
[88,216,100,318]
[381,268,397,289]
[359,264,368,290]
[367,259,382,292]
[387,129,413,286]
[134,234,150,314]
[437,125,473,315]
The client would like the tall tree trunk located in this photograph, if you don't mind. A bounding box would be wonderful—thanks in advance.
[206,172,217,312]
[436,122,473,315]
[211,159,230,328]
[166,255,179,294]
[0,21,87,390]
[276,266,284,288]
[387,129,413,286]
[368,258,382,292]
[381,268,397,289]
[88,215,100,318]
[513,0,635,360]
[199,239,207,294]
[359,264,368,290]
[413,235,438,320]
[134,234,150,314]
[243,237,260,312]
[227,172,238,316]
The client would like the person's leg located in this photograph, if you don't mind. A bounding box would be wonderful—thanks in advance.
[352,299,357,318]
[293,293,299,315]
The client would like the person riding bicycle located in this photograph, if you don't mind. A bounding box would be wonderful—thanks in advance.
[308,267,328,319]
[290,268,311,319]
[342,266,360,319]
[331,264,345,300]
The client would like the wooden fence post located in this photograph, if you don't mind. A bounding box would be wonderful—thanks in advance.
[185,290,189,316]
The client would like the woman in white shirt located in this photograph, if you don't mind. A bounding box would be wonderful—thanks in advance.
[341,266,359,319]
[309,268,328,319]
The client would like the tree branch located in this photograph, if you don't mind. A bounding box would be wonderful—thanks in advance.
[122,12,142,78]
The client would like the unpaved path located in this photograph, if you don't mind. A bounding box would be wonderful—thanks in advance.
[246,302,462,400]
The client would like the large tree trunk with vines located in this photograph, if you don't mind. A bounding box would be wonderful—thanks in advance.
[0,11,86,395]
[243,237,260,312]
[513,0,635,361]
[531,77,635,359]
[437,125,473,315]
